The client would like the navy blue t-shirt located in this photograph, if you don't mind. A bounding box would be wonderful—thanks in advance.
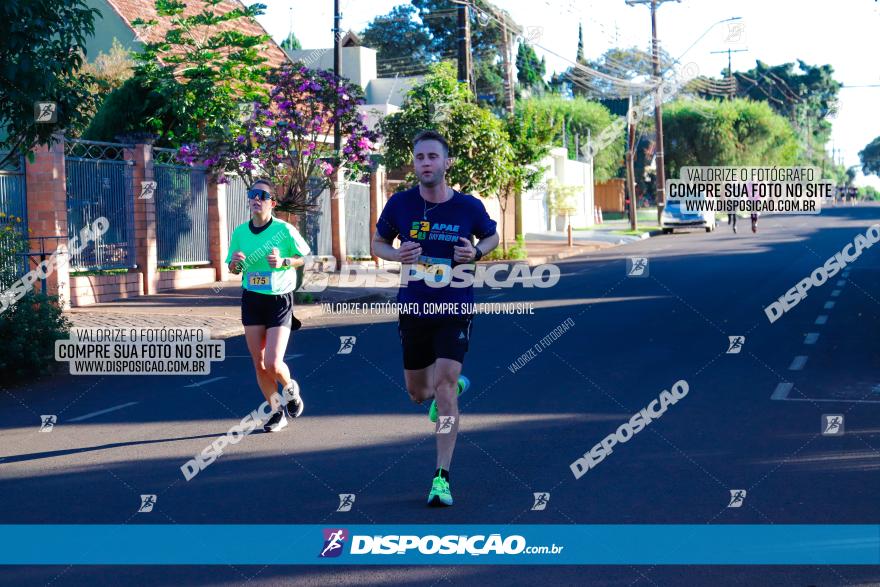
[376,186,497,313]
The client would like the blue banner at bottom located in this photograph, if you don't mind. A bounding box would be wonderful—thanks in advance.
[1,525,877,565]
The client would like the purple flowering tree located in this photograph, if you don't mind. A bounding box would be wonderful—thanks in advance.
[178,62,380,215]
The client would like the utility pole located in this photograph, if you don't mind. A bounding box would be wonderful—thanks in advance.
[333,0,342,154]
[500,24,515,115]
[456,2,472,89]
[710,47,748,99]
[626,0,678,225]
[626,95,638,231]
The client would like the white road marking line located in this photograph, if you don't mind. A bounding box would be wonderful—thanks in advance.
[815,315,828,325]
[824,301,835,309]
[804,333,820,345]
[771,382,793,400]
[68,402,139,422]
[486,293,504,300]
[788,356,808,371]
[831,290,841,297]
[779,396,880,404]
[184,377,227,388]
[836,280,846,286]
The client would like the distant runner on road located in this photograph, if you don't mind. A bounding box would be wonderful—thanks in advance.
[226,178,310,433]
[371,130,500,507]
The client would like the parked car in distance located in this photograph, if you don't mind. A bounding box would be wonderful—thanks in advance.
[660,200,716,233]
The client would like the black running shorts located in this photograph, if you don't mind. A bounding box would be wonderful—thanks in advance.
[241,289,301,330]
[398,314,473,370]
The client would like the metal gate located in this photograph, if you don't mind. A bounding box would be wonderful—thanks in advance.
[343,181,370,258]
[154,148,209,266]
[64,139,135,270]
[0,154,28,287]
[225,175,250,239]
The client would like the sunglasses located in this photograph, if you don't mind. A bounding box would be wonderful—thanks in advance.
[247,189,275,202]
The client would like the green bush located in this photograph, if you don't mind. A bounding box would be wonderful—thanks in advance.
[0,292,71,384]
[858,186,880,201]
[0,214,28,290]
[486,236,527,261]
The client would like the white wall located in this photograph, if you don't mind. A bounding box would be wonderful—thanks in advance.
[366,76,424,107]
[286,46,376,91]
[521,148,595,234]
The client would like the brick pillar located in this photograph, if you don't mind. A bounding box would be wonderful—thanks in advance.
[330,168,346,263]
[127,143,158,295]
[24,133,70,309]
[369,165,386,265]
[208,179,231,282]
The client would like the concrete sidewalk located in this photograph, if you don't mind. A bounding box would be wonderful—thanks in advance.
[65,237,615,339]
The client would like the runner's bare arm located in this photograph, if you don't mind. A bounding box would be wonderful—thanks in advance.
[371,231,421,263]
[475,232,500,257]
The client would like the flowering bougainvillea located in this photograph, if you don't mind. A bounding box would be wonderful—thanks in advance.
[177,62,380,214]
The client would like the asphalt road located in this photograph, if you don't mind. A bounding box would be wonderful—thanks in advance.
[1,204,879,586]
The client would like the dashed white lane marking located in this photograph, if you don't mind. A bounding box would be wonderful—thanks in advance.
[804,333,820,345]
[68,402,139,422]
[771,382,793,400]
[789,356,808,371]
[824,301,835,310]
[831,290,841,297]
[836,280,847,287]
[815,315,828,325]
[184,377,227,388]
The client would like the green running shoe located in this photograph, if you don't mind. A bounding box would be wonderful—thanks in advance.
[429,375,470,423]
[427,474,453,507]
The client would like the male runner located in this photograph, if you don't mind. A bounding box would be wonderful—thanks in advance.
[371,130,499,506]
[226,179,310,432]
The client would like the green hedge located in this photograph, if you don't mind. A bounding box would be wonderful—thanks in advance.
[0,292,71,384]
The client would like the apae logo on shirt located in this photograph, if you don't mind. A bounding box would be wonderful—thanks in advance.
[409,221,461,242]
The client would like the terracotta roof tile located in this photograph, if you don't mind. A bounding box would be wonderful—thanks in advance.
[104,0,289,70]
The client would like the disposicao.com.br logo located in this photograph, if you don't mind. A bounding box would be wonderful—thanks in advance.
[318,529,563,558]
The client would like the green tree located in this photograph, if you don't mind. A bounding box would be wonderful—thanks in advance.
[411,0,507,108]
[516,42,546,94]
[662,98,799,178]
[498,112,554,249]
[732,60,840,144]
[379,62,512,198]
[576,22,586,66]
[361,4,433,77]
[0,0,101,167]
[77,39,136,128]
[517,95,622,182]
[279,31,302,51]
[88,0,273,146]
[859,136,880,177]
[177,63,379,215]
[81,39,136,98]
[577,46,673,99]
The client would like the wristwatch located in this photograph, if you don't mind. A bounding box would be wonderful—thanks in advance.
[282,257,292,268]
[473,246,483,262]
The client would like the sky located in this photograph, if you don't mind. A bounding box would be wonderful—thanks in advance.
[256,0,880,187]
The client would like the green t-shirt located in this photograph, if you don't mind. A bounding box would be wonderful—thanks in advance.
[225,217,311,295]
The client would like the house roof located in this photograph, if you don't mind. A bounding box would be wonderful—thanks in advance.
[103,0,289,70]
[340,31,362,48]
